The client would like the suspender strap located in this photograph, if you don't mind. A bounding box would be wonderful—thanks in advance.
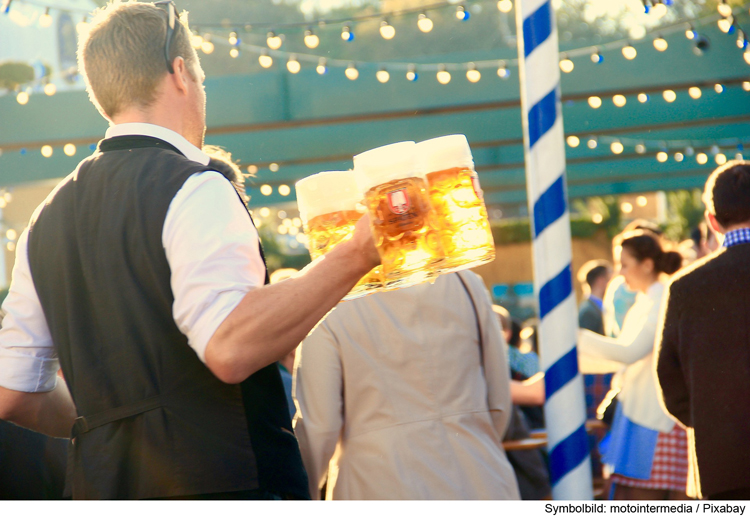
[72,394,166,438]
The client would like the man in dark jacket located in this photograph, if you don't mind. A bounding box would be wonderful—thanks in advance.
[656,161,750,500]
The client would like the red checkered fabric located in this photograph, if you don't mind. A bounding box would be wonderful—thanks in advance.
[611,425,688,491]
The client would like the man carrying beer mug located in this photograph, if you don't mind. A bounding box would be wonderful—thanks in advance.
[0,1,378,500]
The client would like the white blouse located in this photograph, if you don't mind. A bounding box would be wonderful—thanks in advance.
[577,280,675,433]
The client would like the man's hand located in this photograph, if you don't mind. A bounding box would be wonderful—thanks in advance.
[350,213,381,272]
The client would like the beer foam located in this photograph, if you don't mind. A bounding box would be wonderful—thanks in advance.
[295,171,362,222]
[416,134,474,175]
[352,141,422,192]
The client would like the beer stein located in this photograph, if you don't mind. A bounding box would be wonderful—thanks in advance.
[296,171,382,299]
[416,134,495,272]
[353,142,444,289]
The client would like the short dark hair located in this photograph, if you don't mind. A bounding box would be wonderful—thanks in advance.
[577,259,611,288]
[703,161,750,228]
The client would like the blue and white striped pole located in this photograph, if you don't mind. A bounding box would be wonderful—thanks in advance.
[515,0,592,499]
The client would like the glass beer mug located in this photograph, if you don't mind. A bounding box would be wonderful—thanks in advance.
[295,171,382,299]
[353,141,445,289]
[416,134,495,272]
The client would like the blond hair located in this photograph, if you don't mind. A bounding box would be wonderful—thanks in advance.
[78,1,197,119]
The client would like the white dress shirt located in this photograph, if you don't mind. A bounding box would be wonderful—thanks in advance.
[0,123,266,393]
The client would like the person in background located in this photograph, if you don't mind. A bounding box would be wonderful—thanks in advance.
[577,230,689,500]
[656,161,750,500]
[576,260,614,487]
[493,305,539,380]
[293,271,520,500]
[269,268,301,420]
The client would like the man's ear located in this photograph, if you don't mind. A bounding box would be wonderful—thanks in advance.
[705,211,725,236]
[169,56,190,94]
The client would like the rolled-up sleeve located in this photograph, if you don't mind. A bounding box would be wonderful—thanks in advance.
[293,321,344,500]
[0,228,58,393]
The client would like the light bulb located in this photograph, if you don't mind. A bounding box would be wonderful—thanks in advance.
[588,96,602,109]
[622,45,637,60]
[278,185,290,196]
[497,65,510,79]
[228,32,238,46]
[380,20,395,40]
[745,49,750,65]
[653,36,668,51]
[716,153,727,165]
[16,92,29,105]
[456,6,469,21]
[590,51,603,63]
[637,93,649,103]
[260,185,272,196]
[466,67,481,83]
[696,153,708,164]
[718,1,733,18]
[688,86,702,99]
[259,51,273,69]
[613,94,626,107]
[229,47,239,58]
[201,40,214,54]
[39,8,52,28]
[663,90,676,103]
[76,17,89,35]
[587,139,598,149]
[635,144,646,154]
[341,25,354,41]
[316,58,327,75]
[64,143,76,156]
[304,29,319,49]
[497,0,513,13]
[267,31,282,50]
[611,142,624,154]
[44,83,56,96]
[41,145,53,158]
[376,68,390,83]
[345,63,359,80]
[437,67,451,85]
[685,27,696,40]
[566,136,580,148]
[406,66,418,82]
[637,196,648,207]
[743,81,750,91]
[718,17,733,34]
[656,151,668,162]
[715,83,724,93]
[674,152,684,162]
[559,58,574,73]
[191,33,204,49]
[652,3,667,18]
[417,13,433,33]
[286,57,301,74]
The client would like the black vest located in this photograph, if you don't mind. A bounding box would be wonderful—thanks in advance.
[26,137,309,499]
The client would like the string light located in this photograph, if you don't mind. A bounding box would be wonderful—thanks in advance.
[718,0,733,18]
[637,93,649,103]
[559,56,574,73]
[406,64,418,82]
[663,90,676,103]
[567,136,580,148]
[379,20,395,40]
[316,58,328,75]
[455,5,469,21]
[466,63,481,83]
[635,144,646,154]
[497,0,513,13]
[267,31,282,50]
[259,50,273,68]
[260,185,272,196]
[201,36,215,54]
[637,196,648,207]
[269,163,280,172]
[587,138,597,149]
[191,32,204,49]
[611,142,624,154]
[76,16,89,35]
[743,81,750,91]
[376,68,390,83]
[718,17,734,34]
[737,30,746,49]
[716,153,727,164]
[656,151,668,162]
[497,61,510,79]
[745,49,750,65]
[622,43,637,60]
[417,13,433,33]
[63,144,76,156]
[652,2,667,19]
[437,65,451,85]
[341,25,354,41]
[685,25,696,40]
[588,96,602,109]
[621,202,633,214]
[345,62,359,80]
[6,229,16,241]
[304,28,320,49]
[696,152,708,164]
[612,94,627,107]
[715,83,724,93]
[286,55,301,74]
[16,92,28,105]
[229,47,240,58]
[653,36,668,51]
[674,152,684,162]
[259,207,270,217]
[41,145,53,157]
[278,185,291,196]
[590,49,604,63]
[44,83,56,96]
[39,7,52,27]
[228,31,239,46]
[688,86,702,99]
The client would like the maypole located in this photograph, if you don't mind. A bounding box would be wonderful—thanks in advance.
[515,0,592,499]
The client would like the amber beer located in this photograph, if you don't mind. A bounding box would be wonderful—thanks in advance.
[295,171,382,299]
[353,142,444,288]
[417,135,495,272]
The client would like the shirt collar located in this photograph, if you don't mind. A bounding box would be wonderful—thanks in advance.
[722,227,750,248]
[104,123,210,165]
[588,295,603,311]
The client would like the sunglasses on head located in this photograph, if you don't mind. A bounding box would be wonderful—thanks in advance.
[154,0,177,74]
